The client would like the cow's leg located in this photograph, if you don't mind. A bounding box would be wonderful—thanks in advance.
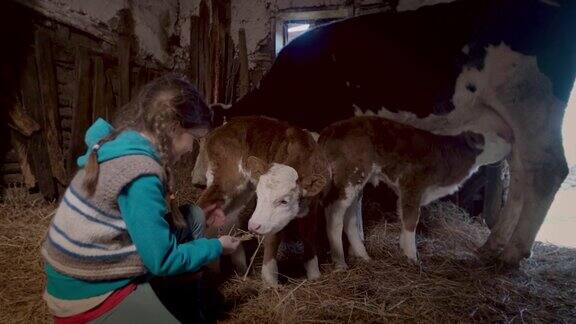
[344,194,370,261]
[325,184,361,270]
[398,187,423,263]
[261,233,281,286]
[479,148,525,258]
[478,45,569,265]
[499,131,568,265]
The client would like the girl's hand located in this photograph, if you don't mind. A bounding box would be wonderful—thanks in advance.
[203,204,226,228]
[218,236,241,255]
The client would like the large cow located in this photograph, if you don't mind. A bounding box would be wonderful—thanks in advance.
[208,0,576,266]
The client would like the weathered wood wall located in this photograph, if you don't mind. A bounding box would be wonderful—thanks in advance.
[1,5,169,199]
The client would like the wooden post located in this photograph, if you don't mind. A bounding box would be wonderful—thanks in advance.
[189,16,200,88]
[118,9,133,106]
[35,30,67,185]
[198,0,210,100]
[238,28,249,98]
[10,132,36,189]
[92,56,106,121]
[68,47,92,174]
[7,102,40,136]
[21,53,56,199]
[483,162,504,229]
[118,37,131,106]
[104,68,117,120]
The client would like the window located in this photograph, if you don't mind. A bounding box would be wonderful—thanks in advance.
[274,8,352,56]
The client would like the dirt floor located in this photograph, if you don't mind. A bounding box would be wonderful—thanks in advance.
[1,183,575,323]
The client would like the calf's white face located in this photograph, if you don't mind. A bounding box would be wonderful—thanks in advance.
[248,163,304,235]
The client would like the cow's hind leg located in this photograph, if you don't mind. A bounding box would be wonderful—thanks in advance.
[344,193,370,261]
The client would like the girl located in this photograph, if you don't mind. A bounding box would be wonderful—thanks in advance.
[41,73,240,323]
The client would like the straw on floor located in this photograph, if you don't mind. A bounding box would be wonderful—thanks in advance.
[1,182,575,323]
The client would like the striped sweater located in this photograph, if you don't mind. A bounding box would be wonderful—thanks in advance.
[42,155,164,281]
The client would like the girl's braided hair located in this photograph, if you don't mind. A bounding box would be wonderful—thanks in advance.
[83,73,212,228]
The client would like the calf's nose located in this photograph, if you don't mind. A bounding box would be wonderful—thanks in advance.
[248,222,261,233]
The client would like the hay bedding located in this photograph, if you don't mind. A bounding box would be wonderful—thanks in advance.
[1,184,576,323]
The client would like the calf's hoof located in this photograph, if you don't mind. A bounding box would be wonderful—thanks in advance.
[333,262,348,272]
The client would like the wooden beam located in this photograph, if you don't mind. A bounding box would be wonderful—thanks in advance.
[21,53,57,199]
[198,0,210,99]
[104,68,117,120]
[238,28,249,99]
[1,162,21,174]
[92,56,106,121]
[189,16,200,88]
[36,30,68,185]
[7,102,40,137]
[118,36,131,106]
[9,132,36,189]
[68,47,92,174]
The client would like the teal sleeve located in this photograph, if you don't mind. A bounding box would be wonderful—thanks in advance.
[118,175,222,276]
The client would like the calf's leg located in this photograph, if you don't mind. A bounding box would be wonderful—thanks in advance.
[261,233,281,286]
[325,184,362,270]
[344,194,370,261]
[398,187,423,263]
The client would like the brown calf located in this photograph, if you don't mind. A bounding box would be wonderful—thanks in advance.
[197,116,329,285]
[319,116,512,268]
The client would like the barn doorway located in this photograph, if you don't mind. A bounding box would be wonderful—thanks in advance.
[537,81,576,247]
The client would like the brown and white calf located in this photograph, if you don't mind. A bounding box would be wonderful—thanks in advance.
[319,116,512,268]
[197,116,329,285]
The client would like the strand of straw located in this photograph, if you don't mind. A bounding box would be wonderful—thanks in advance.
[243,235,264,280]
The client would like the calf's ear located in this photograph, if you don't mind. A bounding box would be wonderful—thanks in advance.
[244,156,269,179]
[302,174,327,197]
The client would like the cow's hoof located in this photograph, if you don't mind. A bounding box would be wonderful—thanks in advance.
[498,245,530,268]
[477,244,502,264]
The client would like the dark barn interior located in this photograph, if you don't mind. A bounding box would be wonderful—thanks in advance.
[0,0,575,323]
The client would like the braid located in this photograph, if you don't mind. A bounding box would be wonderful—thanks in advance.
[82,128,125,196]
[152,112,187,228]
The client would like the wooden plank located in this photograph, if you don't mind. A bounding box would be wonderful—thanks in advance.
[92,56,106,121]
[1,162,21,174]
[189,16,200,87]
[59,107,73,118]
[238,28,249,98]
[224,35,235,104]
[7,102,40,136]
[210,23,219,103]
[483,162,504,229]
[118,10,132,106]
[118,36,131,106]
[10,132,36,188]
[3,174,24,185]
[21,53,57,199]
[198,0,209,99]
[36,30,67,185]
[104,68,117,120]
[68,47,92,174]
